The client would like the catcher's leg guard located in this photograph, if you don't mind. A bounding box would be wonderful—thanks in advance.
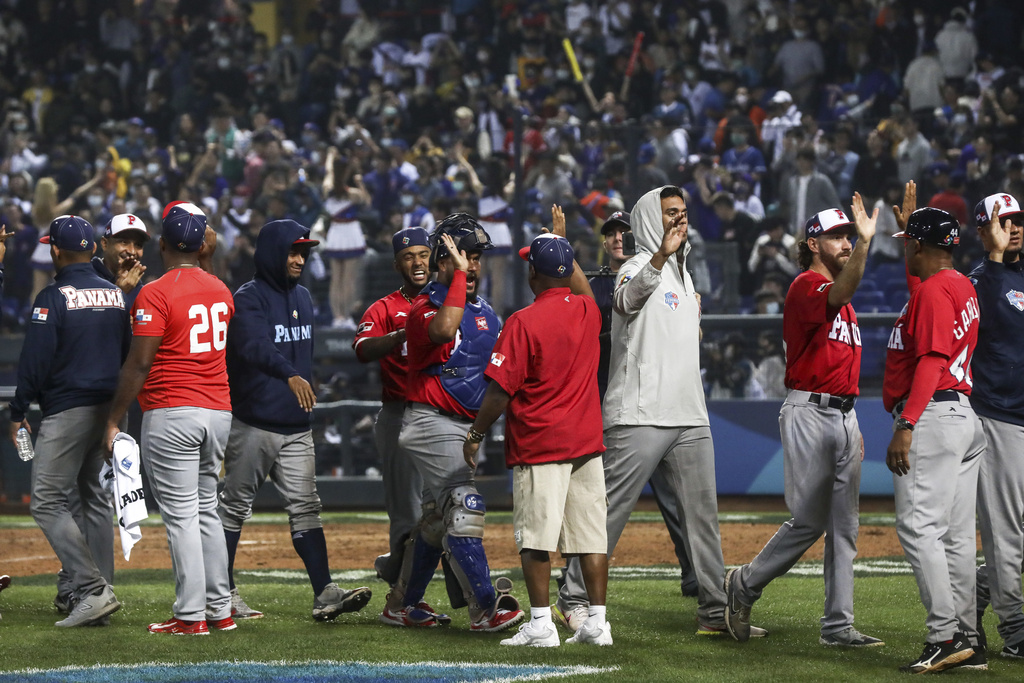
[441,486,498,620]
[386,503,444,611]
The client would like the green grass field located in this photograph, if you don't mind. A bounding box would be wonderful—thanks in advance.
[0,511,1016,682]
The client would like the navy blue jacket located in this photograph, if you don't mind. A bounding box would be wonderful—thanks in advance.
[92,256,143,310]
[589,270,615,399]
[969,257,1024,426]
[10,262,131,422]
[227,220,316,435]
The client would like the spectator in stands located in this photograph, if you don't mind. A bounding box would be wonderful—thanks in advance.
[636,143,669,189]
[896,115,932,185]
[732,174,765,221]
[721,121,766,197]
[852,131,897,208]
[782,147,840,236]
[903,41,945,121]
[770,17,824,111]
[761,90,802,164]
[712,191,760,296]
[322,146,370,331]
[869,179,907,266]
[935,7,978,81]
[747,216,797,291]
[929,170,969,227]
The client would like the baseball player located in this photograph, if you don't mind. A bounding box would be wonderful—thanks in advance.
[354,227,448,623]
[0,574,9,621]
[465,220,610,648]
[387,213,524,632]
[9,215,128,628]
[103,202,236,635]
[884,206,984,673]
[589,210,698,599]
[724,196,883,647]
[970,194,1024,661]
[556,186,764,637]
[218,219,371,621]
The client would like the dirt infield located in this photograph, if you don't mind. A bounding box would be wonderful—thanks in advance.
[0,519,908,575]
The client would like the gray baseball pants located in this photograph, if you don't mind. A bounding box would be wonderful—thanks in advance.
[731,391,861,636]
[559,424,727,626]
[397,403,476,508]
[977,415,1024,648]
[30,404,114,602]
[376,400,423,556]
[648,467,698,592]
[141,407,232,622]
[219,421,322,534]
[57,487,115,601]
[894,395,984,643]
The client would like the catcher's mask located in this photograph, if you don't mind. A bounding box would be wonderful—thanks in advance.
[429,213,494,271]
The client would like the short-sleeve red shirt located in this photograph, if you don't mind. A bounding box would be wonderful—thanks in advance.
[485,288,605,467]
[131,268,234,412]
[404,294,473,418]
[783,270,861,396]
[883,269,979,412]
[353,291,413,403]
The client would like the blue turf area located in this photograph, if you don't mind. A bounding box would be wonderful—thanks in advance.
[0,661,615,683]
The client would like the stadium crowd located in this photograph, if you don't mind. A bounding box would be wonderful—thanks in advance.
[0,0,1021,396]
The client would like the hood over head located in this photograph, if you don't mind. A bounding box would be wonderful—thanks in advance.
[254,219,317,290]
[630,185,691,265]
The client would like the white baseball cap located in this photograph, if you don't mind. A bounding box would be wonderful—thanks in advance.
[104,213,150,241]
[804,208,854,237]
[975,193,1024,226]
[770,90,793,105]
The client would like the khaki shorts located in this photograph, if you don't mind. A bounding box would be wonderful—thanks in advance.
[511,454,607,554]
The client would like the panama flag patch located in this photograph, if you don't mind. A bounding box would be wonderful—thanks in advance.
[135,309,152,322]
[490,352,505,367]
[31,307,48,321]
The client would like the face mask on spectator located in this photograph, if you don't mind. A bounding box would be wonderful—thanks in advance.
[400,195,414,209]
[464,75,481,89]
[452,180,466,193]
[731,133,746,146]
[764,301,780,314]
[217,57,231,69]
[232,197,247,210]
[301,133,316,147]
[792,29,807,39]
[583,57,596,70]
[146,163,160,175]
[952,113,968,127]
[95,158,107,170]
[85,63,98,74]
[13,121,27,132]
[914,14,925,26]
[735,94,748,107]
[87,195,104,209]
[383,106,398,117]
[556,69,570,81]
[476,50,489,63]
[281,34,294,46]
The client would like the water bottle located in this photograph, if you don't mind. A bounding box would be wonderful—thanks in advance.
[16,427,34,462]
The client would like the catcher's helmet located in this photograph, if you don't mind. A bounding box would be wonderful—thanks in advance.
[893,207,960,249]
[429,213,494,271]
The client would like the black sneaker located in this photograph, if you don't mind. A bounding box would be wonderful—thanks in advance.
[723,567,751,643]
[899,632,973,674]
[1002,641,1024,659]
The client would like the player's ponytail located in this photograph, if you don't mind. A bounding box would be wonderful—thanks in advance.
[797,240,813,270]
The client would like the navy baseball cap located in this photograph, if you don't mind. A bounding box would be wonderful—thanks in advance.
[42,215,94,251]
[894,207,960,248]
[519,234,575,278]
[392,227,430,255]
[161,201,207,252]
[601,210,631,235]
[804,209,854,238]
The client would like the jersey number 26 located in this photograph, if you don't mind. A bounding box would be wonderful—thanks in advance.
[189,302,229,353]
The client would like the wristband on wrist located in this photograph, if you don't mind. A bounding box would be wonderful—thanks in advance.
[895,417,915,432]
[466,428,485,443]
[443,270,467,308]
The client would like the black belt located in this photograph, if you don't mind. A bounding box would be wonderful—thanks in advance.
[891,390,962,418]
[407,401,473,423]
[808,393,857,414]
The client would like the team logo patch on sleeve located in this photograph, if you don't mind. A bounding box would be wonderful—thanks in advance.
[475,316,489,330]
[292,309,298,319]
[1006,290,1024,311]
[618,274,632,287]
[31,307,48,321]
[135,309,152,322]
[664,291,679,310]
[357,321,374,333]
[490,352,505,367]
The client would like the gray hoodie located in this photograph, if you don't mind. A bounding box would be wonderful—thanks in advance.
[604,186,709,428]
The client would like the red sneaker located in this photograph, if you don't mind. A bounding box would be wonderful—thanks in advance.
[471,607,525,633]
[208,616,237,631]
[148,618,209,635]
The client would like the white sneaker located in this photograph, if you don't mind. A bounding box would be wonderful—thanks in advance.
[567,618,613,646]
[553,603,589,633]
[500,620,560,647]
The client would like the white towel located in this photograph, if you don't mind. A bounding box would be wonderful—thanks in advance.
[101,432,148,561]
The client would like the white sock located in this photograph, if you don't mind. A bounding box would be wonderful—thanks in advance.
[531,606,552,625]
[588,605,607,625]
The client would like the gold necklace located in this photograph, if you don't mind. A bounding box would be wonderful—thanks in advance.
[400,286,414,303]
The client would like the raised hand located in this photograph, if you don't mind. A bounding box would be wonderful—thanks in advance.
[850,192,878,243]
[550,204,566,237]
[658,212,686,258]
[981,202,1011,258]
[892,180,917,232]
[441,232,469,271]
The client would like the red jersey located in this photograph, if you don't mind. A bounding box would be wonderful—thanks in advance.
[132,268,234,412]
[485,288,605,467]
[783,270,861,395]
[353,290,413,403]
[883,269,979,412]
[404,294,473,419]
